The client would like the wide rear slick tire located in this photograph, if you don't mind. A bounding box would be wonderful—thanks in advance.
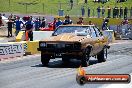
[41,53,50,66]
[81,48,90,67]
[97,48,107,63]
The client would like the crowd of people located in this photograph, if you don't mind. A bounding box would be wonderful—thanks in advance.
[0,12,130,41]
[81,6,132,19]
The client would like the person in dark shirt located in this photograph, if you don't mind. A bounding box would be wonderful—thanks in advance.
[7,19,13,37]
[77,17,83,25]
[70,0,73,9]
[88,21,93,25]
[34,18,41,31]
[102,6,105,17]
[63,15,72,25]
[130,7,132,18]
[56,18,63,27]
[25,18,34,41]
[97,6,101,18]
[107,6,111,18]
[81,6,85,17]
[84,0,87,4]
[0,13,3,27]
[124,7,128,19]
[41,17,46,28]
[53,18,57,30]
[88,7,90,17]
[119,7,123,18]
[116,7,119,18]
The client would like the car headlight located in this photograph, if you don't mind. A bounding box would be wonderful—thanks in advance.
[40,42,47,47]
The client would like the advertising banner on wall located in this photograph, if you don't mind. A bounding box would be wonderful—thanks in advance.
[0,43,24,59]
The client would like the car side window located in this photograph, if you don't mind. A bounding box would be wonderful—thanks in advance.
[90,26,97,37]
[94,27,101,37]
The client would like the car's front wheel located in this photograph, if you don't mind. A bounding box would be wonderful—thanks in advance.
[97,48,107,63]
[81,48,90,67]
[41,53,50,66]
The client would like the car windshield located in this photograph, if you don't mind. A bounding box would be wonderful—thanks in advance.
[52,26,91,36]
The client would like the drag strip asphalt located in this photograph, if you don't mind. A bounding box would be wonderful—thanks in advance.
[0,41,132,88]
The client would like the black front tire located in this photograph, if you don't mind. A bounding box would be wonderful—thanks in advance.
[81,48,90,67]
[97,48,107,63]
[41,53,50,66]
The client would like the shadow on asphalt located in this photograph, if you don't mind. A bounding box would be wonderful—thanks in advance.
[31,59,98,68]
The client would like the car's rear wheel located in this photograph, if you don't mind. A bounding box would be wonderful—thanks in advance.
[41,53,50,66]
[81,48,90,67]
[97,48,107,63]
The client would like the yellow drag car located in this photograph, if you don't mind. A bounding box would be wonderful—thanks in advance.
[38,25,110,66]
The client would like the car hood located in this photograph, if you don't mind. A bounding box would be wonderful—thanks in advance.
[43,33,91,42]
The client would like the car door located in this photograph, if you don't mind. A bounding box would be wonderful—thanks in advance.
[89,26,100,55]
[93,26,104,52]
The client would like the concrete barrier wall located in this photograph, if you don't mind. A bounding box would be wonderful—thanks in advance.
[103,30,115,43]
[26,41,40,54]
[33,31,53,41]
[16,31,25,42]
[0,41,40,60]
[16,31,53,42]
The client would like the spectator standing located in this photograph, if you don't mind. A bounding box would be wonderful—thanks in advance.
[81,6,85,17]
[0,14,3,28]
[116,7,119,18]
[113,7,115,18]
[124,7,128,19]
[102,18,109,30]
[56,18,63,27]
[7,19,13,37]
[63,15,72,25]
[25,18,34,41]
[84,0,88,4]
[14,17,24,36]
[70,0,73,9]
[77,17,83,25]
[130,7,132,18]
[102,6,105,17]
[34,18,41,31]
[97,6,101,18]
[119,7,123,18]
[53,18,57,30]
[88,7,90,17]
[107,6,111,18]
[88,21,93,25]
[113,7,117,18]
[0,13,2,19]
[41,17,46,28]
